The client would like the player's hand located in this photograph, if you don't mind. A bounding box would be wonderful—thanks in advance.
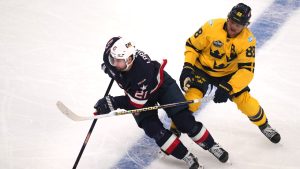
[94,95,117,114]
[179,63,194,92]
[101,63,108,74]
[213,82,232,103]
[101,63,115,79]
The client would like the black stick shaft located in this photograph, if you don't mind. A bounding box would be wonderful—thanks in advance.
[72,79,114,169]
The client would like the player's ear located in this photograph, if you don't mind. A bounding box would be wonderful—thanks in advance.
[127,54,134,63]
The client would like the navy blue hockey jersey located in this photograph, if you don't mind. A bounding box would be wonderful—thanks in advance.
[102,37,167,109]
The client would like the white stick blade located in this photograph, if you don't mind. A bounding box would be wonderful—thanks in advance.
[56,101,89,121]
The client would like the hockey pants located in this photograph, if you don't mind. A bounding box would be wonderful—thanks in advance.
[184,88,268,127]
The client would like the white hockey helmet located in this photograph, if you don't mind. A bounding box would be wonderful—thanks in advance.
[109,37,136,70]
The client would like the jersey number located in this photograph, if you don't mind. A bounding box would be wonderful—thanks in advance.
[246,46,255,57]
[194,27,203,38]
[135,91,148,99]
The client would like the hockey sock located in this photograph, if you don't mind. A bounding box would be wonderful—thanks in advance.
[248,106,267,126]
[157,130,188,159]
[188,122,214,150]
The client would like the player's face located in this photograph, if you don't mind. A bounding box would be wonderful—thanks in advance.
[227,19,245,38]
[109,55,133,71]
[112,58,127,71]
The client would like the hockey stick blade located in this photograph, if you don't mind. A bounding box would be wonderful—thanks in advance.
[56,101,116,121]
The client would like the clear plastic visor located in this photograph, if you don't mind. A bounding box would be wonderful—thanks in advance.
[109,54,126,66]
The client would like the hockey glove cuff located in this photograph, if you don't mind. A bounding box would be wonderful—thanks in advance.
[101,63,114,79]
[94,95,118,114]
[213,82,232,103]
[189,73,208,91]
[101,63,108,73]
[179,63,194,92]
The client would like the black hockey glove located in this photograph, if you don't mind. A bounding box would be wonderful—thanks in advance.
[213,82,233,103]
[101,63,115,79]
[179,63,194,92]
[191,73,208,91]
[94,95,117,114]
[101,63,109,74]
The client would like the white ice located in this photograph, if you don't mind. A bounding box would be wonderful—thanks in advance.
[0,0,299,169]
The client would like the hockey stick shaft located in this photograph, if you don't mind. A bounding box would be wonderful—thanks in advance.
[72,79,114,169]
[102,96,212,117]
[57,96,213,121]
[114,97,211,115]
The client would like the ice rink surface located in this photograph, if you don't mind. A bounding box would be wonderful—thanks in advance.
[1,0,299,168]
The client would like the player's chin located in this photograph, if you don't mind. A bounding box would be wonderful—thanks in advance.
[116,67,126,71]
[228,30,238,38]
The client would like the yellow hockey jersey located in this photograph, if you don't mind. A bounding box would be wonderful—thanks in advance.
[185,18,256,94]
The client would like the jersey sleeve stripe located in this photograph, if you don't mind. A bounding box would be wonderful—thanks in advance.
[150,59,167,94]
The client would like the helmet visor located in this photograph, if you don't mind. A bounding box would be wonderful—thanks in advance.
[108,54,128,67]
[108,54,116,66]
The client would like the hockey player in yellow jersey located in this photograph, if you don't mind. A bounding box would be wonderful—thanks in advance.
[172,3,281,144]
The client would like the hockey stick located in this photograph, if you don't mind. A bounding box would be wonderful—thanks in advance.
[57,96,214,122]
[72,79,114,169]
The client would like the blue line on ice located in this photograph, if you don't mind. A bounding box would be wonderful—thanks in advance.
[251,0,299,48]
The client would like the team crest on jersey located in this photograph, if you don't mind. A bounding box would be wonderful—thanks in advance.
[213,40,223,47]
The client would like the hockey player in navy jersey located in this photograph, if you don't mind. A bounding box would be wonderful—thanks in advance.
[94,36,229,169]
